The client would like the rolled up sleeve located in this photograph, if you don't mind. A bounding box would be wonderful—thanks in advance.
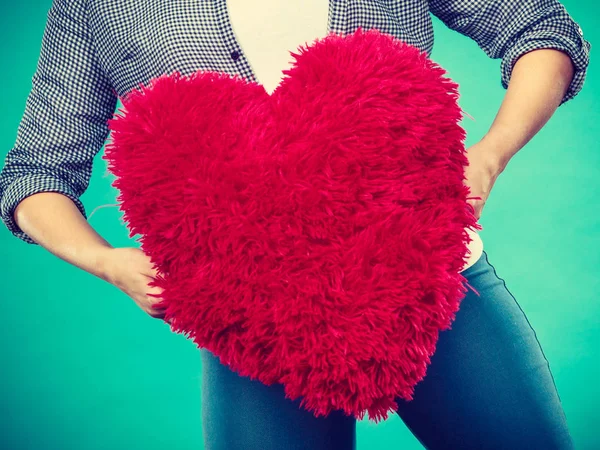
[429,0,591,105]
[0,0,118,244]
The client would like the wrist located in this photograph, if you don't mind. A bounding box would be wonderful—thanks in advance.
[94,245,116,283]
[479,132,518,176]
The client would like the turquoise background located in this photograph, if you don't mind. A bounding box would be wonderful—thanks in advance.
[0,1,597,449]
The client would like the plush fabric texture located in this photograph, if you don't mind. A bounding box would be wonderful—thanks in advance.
[103,27,481,422]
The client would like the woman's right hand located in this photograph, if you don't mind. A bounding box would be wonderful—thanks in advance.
[99,247,168,321]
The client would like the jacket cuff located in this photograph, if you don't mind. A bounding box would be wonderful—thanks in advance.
[0,172,86,244]
[500,25,591,106]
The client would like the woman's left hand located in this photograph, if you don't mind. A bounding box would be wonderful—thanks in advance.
[463,138,505,220]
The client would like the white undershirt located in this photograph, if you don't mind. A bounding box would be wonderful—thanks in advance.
[226,0,484,272]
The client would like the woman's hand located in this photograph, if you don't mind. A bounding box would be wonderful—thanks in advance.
[463,137,505,220]
[99,247,168,321]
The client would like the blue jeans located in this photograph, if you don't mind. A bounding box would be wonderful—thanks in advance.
[199,250,574,449]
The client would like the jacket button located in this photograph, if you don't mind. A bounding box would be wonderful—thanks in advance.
[231,50,240,61]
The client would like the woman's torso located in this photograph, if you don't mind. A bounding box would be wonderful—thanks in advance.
[87,0,436,97]
[87,0,483,271]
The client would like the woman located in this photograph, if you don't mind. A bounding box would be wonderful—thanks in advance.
[0,1,590,449]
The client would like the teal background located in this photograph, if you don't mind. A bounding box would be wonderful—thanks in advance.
[0,1,597,449]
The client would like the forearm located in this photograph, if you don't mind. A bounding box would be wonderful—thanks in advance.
[14,192,114,281]
[481,48,575,173]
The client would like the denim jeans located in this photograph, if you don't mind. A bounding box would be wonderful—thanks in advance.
[199,250,574,449]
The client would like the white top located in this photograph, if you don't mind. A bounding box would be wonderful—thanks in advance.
[226,0,484,272]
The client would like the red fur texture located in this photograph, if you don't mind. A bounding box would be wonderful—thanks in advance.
[103,27,480,422]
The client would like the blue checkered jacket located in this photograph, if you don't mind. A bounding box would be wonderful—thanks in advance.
[0,0,591,244]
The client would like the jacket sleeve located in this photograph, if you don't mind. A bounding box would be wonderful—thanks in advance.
[0,0,118,244]
[428,0,591,105]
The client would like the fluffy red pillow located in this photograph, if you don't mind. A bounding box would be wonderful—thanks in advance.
[104,27,479,422]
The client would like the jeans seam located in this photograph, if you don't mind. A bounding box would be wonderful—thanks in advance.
[482,251,563,404]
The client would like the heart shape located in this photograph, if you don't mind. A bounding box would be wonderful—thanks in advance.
[104,27,477,422]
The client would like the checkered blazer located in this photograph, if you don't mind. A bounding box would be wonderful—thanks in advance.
[0,0,591,244]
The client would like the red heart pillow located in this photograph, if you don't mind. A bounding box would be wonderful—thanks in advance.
[104,27,479,422]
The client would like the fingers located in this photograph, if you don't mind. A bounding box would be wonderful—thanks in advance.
[109,247,171,323]
[141,262,159,279]
[143,281,168,321]
[131,247,159,278]
[134,250,169,322]
[146,265,159,279]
